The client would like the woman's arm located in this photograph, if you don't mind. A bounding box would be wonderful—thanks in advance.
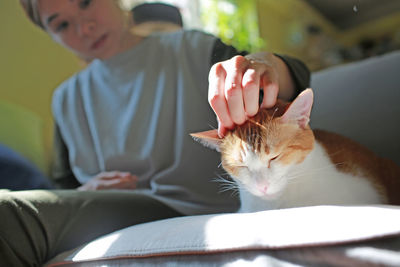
[51,125,81,189]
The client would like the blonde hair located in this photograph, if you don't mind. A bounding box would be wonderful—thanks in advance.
[20,0,45,29]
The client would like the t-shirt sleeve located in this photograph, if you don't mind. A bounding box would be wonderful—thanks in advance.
[274,54,311,99]
[209,39,310,97]
[210,38,248,66]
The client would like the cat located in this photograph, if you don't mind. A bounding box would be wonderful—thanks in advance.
[191,89,400,212]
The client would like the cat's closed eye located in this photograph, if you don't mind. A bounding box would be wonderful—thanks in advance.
[270,155,279,161]
[236,164,249,169]
[268,155,280,168]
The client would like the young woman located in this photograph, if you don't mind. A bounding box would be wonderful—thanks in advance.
[1,0,310,265]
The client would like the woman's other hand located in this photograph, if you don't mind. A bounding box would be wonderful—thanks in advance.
[77,171,138,191]
[208,52,295,137]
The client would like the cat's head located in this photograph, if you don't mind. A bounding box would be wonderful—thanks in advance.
[191,89,315,199]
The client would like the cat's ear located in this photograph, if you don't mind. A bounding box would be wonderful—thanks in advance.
[190,130,222,152]
[280,88,313,129]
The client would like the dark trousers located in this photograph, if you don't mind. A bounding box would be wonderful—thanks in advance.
[0,190,182,266]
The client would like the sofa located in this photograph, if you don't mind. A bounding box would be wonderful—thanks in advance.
[41,50,400,266]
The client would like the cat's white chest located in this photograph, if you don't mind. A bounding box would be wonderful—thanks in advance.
[239,142,383,213]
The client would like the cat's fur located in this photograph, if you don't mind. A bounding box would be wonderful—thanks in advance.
[192,89,400,212]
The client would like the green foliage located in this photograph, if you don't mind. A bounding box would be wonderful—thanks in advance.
[201,0,265,52]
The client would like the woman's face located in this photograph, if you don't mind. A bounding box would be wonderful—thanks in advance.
[38,0,129,61]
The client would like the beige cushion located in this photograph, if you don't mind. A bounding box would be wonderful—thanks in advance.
[47,205,400,266]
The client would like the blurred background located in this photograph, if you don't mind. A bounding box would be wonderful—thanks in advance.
[122,0,400,70]
[0,0,399,172]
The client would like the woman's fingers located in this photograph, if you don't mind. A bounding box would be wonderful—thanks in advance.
[224,56,248,125]
[217,118,228,138]
[79,172,138,190]
[208,54,280,137]
[208,62,234,133]
[242,66,261,117]
[99,175,138,190]
[260,69,279,109]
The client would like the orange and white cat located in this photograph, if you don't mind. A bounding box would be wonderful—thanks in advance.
[192,89,400,212]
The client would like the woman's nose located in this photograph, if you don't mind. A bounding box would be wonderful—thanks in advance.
[78,20,96,37]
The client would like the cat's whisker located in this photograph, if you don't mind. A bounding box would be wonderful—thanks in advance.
[207,124,217,130]
[265,108,278,133]
[212,174,239,195]
[270,108,279,121]
[216,169,230,176]
[248,119,267,131]
[212,174,231,182]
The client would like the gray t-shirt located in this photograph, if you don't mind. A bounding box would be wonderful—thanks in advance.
[52,30,310,215]
[53,30,239,215]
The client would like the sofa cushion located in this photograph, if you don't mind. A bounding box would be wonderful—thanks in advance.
[310,50,400,166]
[46,205,400,266]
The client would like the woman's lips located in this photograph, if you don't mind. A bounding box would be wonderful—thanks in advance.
[91,34,108,50]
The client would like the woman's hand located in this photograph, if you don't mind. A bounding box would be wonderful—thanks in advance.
[77,171,138,191]
[208,52,295,137]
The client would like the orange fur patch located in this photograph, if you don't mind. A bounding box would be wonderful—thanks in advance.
[314,129,400,204]
[220,108,314,176]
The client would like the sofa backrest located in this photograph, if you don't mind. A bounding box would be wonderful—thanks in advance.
[310,50,400,166]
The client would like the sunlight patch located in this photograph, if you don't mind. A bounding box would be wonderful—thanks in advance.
[73,232,121,261]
